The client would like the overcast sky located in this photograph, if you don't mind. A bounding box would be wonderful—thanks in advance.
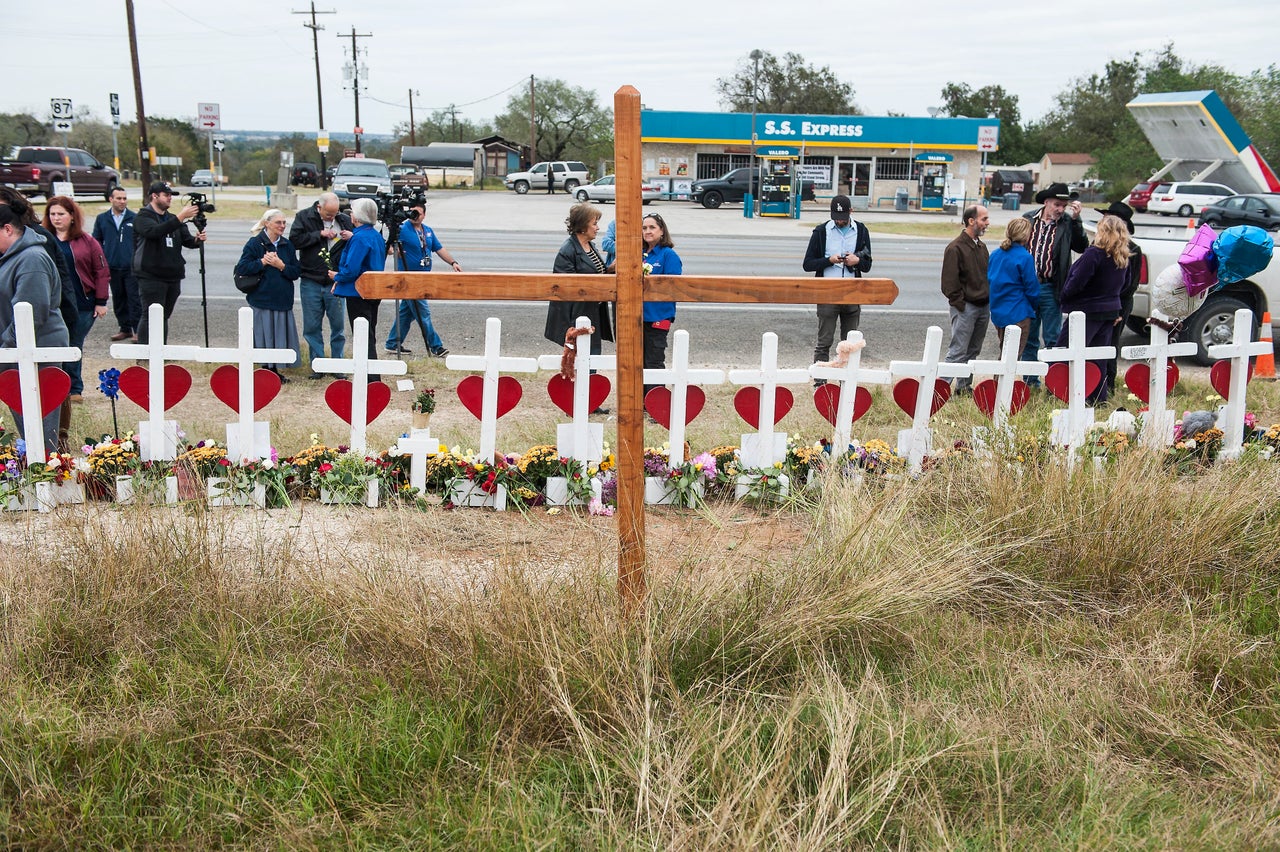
[5,0,1275,136]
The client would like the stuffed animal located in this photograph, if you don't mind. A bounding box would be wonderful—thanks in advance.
[1177,410,1218,441]
[816,336,866,369]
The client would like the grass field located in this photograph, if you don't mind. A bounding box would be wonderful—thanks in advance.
[1,361,1278,848]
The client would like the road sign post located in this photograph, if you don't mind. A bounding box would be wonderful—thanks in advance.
[198,103,221,203]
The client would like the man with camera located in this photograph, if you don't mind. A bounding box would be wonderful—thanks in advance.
[802,195,872,385]
[290,191,352,378]
[384,197,459,358]
[132,180,206,345]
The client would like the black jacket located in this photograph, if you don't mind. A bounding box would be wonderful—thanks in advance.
[802,220,873,277]
[1022,207,1088,297]
[544,236,613,345]
[289,203,355,282]
[132,205,199,280]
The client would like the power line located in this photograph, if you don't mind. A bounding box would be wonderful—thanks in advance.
[363,76,530,114]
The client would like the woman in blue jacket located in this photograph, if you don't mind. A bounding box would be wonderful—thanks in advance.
[641,213,681,397]
[987,216,1039,353]
[329,198,386,361]
[234,209,301,380]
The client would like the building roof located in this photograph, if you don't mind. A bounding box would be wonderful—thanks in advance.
[1043,153,1096,165]
[400,143,480,169]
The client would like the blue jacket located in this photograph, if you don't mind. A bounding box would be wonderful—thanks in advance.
[987,243,1039,327]
[332,224,386,298]
[395,220,443,271]
[642,244,680,322]
[92,208,136,270]
[234,232,301,312]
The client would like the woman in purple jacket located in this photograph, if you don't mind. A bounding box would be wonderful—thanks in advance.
[1056,215,1131,403]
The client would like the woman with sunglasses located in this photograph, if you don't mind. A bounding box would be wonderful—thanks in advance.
[640,213,681,396]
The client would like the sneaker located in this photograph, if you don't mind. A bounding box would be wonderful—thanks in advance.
[110,330,131,341]
[385,345,412,355]
[308,372,324,381]
[813,378,827,388]
[69,394,83,403]
[591,406,610,416]
[429,346,449,357]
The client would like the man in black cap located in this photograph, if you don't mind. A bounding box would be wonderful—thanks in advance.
[802,194,872,383]
[132,180,206,345]
[1021,182,1088,377]
[1095,200,1143,394]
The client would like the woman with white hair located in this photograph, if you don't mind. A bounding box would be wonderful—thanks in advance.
[234,208,301,380]
[329,197,385,361]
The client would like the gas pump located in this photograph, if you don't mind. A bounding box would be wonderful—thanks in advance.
[758,149,799,217]
[915,152,952,211]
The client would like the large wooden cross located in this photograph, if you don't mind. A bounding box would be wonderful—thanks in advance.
[358,86,898,610]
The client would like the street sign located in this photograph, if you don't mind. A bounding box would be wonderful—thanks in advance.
[213,139,226,152]
[353,126,363,136]
[50,98,73,120]
[977,125,1000,152]
[53,120,73,133]
[197,102,221,132]
[317,130,329,153]
[109,93,120,128]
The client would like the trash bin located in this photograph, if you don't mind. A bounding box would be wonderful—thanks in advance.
[894,188,909,212]
[1003,192,1020,211]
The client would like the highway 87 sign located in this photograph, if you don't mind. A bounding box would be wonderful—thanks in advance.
[197,102,220,133]
[51,98,73,133]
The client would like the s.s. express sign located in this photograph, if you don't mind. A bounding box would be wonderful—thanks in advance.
[642,111,999,151]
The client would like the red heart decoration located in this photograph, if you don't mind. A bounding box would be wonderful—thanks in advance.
[1209,359,1253,400]
[1044,362,1101,403]
[892,378,951,418]
[813,383,872,426]
[0,367,70,416]
[972,379,1031,420]
[324,380,391,425]
[733,386,794,429]
[645,385,706,428]
[1124,363,1180,404]
[547,373,611,416]
[117,364,192,412]
[457,375,523,420]
[209,365,281,413]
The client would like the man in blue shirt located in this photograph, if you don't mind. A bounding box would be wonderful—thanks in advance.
[92,186,140,342]
[385,200,461,358]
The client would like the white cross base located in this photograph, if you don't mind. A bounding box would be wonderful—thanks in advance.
[1207,309,1268,461]
[227,422,271,461]
[137,419,180,462]
[740,432,787,469]
[1050,407,1095,449]
[896,426,933,465]
[394,428,437,494]
[556,423,604,463]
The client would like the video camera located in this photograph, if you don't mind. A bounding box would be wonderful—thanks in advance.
[377,186,428,247]
[185,191,215,231]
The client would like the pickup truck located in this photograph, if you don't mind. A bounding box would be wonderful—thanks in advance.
[0,146,120,198]
[1130,222,1278,365]
[689,167,816,209]
[389,164,429,193]
[330,157,392,205]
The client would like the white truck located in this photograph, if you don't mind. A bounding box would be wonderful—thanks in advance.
[1129,222,1278,365]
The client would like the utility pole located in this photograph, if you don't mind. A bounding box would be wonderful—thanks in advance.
[340,27,372,154]
[446,103,459,142]
[408,89,418,146]
[124,0,151,188]
[293,3,334,186]
[528,75,536,167]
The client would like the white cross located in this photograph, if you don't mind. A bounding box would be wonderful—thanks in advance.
[196,306,297,461]
[536,316,616,463]
[889,325,972,472]
[109,302,201,461]
[444,317,538,462]
[968,325,1047,432]
[1207,308,1270,460]
[809,330,890,451]
[0,302,80,469]
[644,328,725,470]
[392,430,439,496]
[312,317,408,454]
[1038,311,1115,458]
[1120,309,1197,448]
[728,332,811,468]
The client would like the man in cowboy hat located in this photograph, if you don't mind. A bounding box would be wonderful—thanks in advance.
[1094,200,1144,394]
[1020,182,1088,377]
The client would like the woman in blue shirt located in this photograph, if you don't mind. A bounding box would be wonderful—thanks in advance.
[987,216,1039,354]
[235,209,301,380]
[329,198,386,361]
[641,213,681,396]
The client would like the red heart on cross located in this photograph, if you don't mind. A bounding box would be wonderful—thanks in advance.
[1209,359,1253,400]
[209,365,281,413]
[118,364,193,412]
[324,380,391,425]
[1044,362,1101,404]
[645,385,706,428]
[733,386,794,429]
[457,375,523,420]
[892,378,951,418]
[0,367,70,416]
[1123,363,1179,404]
[971,378,1031,420]
[547,373,611,416]
[813,383,872,426]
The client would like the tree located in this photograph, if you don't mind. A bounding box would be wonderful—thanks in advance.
[939,83,1032,164]
[0,112,50,152]
[493,79,612,165]
[716,52,859,115]
[1238,65,1280,169]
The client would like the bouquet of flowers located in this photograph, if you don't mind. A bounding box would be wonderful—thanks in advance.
[82,435,140,483]
[177,440,228,480]
[313,451,378,503]
[411,389,436,414]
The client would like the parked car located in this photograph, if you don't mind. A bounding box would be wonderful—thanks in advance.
[504,161,590,194]
[0,146,119,198]
[1198,193,1280,231]
[1146,181,1236,217]
[189,169,226,187]
[689,167,816,209]
[389,163,429,193]
[573,174,661,205]
[291,162,320,186]
[1125,181,1160,212]
[330,157,392,204]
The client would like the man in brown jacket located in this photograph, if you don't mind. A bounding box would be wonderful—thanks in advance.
[940,204,990,392]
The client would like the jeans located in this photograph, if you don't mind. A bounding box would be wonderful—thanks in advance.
[63,306,96,395]
[945,302,990,391]
[385,299,443,351]
[108,266,141,333]
[813,304,861,363]
[1021,284,1062,385]
[300,278,346,369]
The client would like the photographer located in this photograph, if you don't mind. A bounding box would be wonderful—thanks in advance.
[132,181,206,345]
[385,197,458,358]
[802,195,872,381]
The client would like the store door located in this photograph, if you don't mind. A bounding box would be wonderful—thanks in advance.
[838,161,871,203]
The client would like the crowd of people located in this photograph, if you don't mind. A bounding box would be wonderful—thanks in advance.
[0,177,1144,452]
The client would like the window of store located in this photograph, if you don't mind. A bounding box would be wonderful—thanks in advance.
[875,157,911,181]
[696,154,752,180]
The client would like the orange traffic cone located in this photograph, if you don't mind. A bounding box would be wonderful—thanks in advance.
[1184,218,1197,239]
[1257,311,1276,380]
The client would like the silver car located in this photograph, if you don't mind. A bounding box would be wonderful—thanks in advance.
[573,174,661,205]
